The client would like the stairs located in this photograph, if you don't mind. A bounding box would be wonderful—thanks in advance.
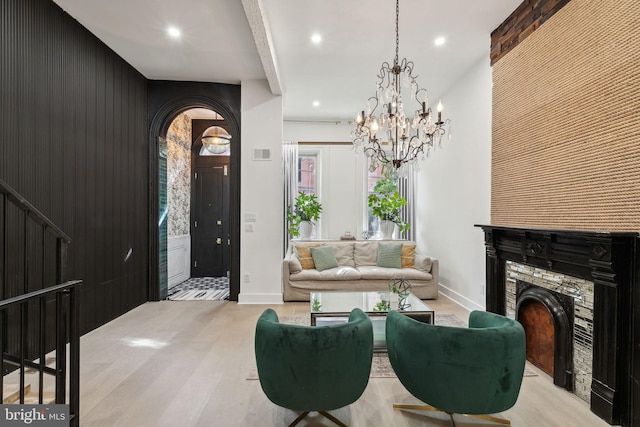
[3,384,55,404]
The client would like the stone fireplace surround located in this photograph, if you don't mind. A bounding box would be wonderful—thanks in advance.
[506,262,593,403]
[477,225,639,427]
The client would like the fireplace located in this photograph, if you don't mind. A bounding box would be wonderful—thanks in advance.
[477,225,639,427]
[510,270,591,401]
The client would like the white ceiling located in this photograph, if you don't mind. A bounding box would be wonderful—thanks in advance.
[52,0,521,122]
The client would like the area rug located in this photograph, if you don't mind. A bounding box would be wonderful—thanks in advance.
[246,313,537,379]
[167,277,229,301]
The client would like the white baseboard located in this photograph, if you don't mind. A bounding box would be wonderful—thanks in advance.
[438,283,485,312]
[238,293,284,304]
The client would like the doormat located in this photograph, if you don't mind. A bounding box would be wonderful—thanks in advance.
[167,277,229,301]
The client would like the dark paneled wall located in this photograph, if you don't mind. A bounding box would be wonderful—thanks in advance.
[1,0,149,334]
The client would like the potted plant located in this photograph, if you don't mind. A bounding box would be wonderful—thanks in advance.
[286,191,322,238]
[368,175,409,239]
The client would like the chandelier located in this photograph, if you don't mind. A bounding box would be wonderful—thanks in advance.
[201,126,231,154]
[352,0,450,173]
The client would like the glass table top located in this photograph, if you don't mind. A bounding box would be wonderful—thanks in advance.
[309,290,433,315]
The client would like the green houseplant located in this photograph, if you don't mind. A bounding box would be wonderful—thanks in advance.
[286,192,322,238]
[367,175,409,238]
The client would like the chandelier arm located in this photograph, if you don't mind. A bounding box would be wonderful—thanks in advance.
[377,63,393,83]
[414,88,429,106]
[368,96,380,115]
[364,143,389,164]
[402,142,426,163]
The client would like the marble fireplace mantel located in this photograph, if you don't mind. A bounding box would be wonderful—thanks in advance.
[476,225,639,426]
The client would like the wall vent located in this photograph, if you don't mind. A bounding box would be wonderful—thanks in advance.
[253,149,271,161]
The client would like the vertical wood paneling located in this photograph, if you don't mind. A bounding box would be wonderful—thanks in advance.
[0,0,149,336]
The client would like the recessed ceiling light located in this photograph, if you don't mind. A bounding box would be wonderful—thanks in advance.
[312,101,320,107]
[311,33,322,45]
[434,36,446,47]
[167,26,181,39]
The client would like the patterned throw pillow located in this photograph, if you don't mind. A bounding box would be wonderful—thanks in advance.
[401,244,416,268]
[310,246,339,272]
[376,243,403,268]
[294,245,321,269]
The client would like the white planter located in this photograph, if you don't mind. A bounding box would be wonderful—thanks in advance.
[379,220,396,240]
[299,221,314,239]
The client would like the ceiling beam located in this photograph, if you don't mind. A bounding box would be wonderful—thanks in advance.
[241,0,282,95]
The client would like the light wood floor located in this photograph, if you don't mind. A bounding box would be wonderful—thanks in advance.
[79,296,612,427]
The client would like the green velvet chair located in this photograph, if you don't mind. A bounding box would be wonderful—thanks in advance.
[386,310,526,426]
[255,308,373,427]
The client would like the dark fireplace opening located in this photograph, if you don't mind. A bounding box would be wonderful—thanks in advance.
[516,281,574,391]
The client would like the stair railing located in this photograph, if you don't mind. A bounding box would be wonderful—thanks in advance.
[0,178,81,427]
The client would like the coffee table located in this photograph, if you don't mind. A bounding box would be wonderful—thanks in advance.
[309,290,434,351]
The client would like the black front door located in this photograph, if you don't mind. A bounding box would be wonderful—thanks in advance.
[191,161,230,277]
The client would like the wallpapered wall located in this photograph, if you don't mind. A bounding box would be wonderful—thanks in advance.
[491,0,640,231]
[166,113,192,237]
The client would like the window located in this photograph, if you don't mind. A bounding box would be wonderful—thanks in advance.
[297,150,321,238]
[366,160,386,238]
[365,158,413,240]
[297,154,317,194]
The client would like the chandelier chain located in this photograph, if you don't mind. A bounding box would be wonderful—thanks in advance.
[395,0,399,66]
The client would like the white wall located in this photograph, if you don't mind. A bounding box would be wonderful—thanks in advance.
[284,122,367,239]
[415,55,492,311]
[239,79,284,304]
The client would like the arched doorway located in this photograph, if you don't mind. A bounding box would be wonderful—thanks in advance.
[162,109,233,300]
[148,87,241,302]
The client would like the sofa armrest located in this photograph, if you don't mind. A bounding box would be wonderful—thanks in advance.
[414,254,439,284]
[430,258,439,286]
[283,247,302,277]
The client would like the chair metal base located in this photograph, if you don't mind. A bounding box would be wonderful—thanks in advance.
[393,403,510,426]
[289,410,348,427]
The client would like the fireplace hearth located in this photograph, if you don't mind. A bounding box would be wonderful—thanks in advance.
[477,225,639,427]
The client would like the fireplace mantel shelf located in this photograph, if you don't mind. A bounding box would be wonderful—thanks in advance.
[475,224,638,238]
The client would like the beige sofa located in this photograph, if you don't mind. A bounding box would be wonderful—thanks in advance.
[282,240,439,302]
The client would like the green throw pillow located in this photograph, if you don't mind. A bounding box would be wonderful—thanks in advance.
[377,242,402,268]
[310,246,339,271]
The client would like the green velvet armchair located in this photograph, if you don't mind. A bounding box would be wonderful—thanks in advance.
[386,310,526,426]
[255,308,373,427]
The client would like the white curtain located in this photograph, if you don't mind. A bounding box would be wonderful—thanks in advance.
[283,141,299,254]
[398,164,416,242]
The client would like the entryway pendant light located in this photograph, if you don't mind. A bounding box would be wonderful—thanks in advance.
[352,0,451,174]
[201,126,231,154]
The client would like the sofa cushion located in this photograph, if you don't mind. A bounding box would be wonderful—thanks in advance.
[310,246,339,271]
[354,241,378,266]
[294,244,322,269]
[332,243,355,267]
[357,266,433,281]
[414,254,433,272]
[401,244,416,268]
[377,243,403,268]
[290,266,361,281]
